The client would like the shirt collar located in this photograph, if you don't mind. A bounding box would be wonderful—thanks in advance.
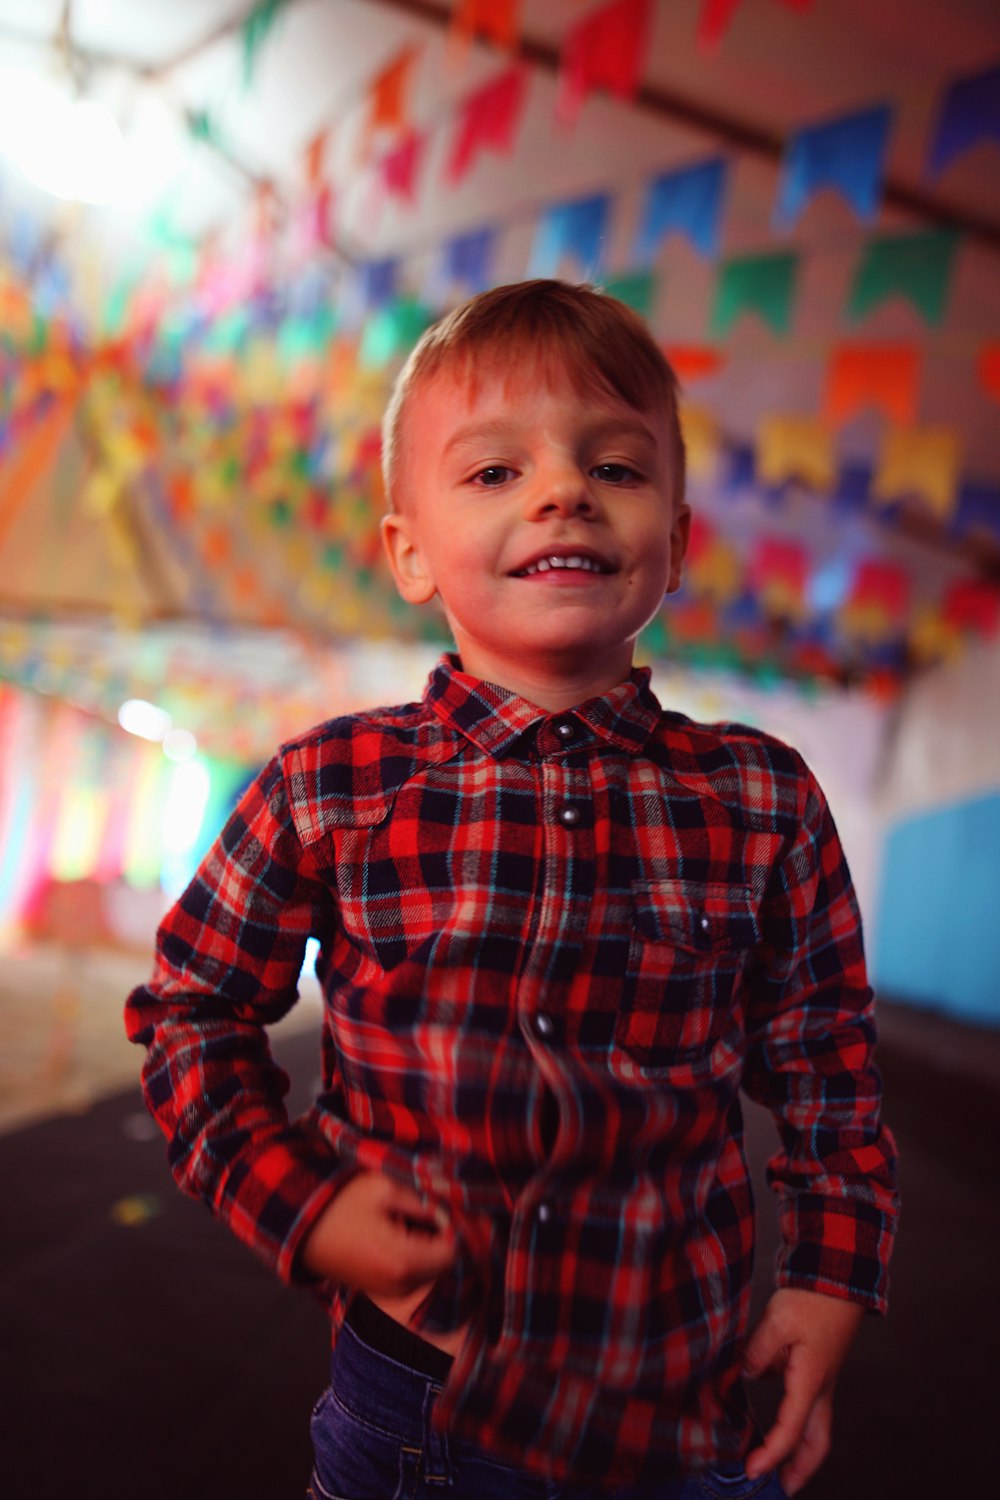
[425,654,662,758]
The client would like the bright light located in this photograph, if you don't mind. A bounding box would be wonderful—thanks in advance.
[0,66,128,203]
[163,728,198,763]
[118,698,172,741]
[161,760,211,856]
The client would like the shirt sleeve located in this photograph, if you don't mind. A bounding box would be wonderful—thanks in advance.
[740,752,899,1315]
[124,753,349,1285]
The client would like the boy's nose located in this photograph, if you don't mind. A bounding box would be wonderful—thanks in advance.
[528,466,596,519]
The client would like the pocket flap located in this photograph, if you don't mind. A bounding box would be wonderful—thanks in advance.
[631,879,759,954]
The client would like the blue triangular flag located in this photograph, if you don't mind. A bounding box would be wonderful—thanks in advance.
[774,104,892,228]
[530,193,610,278]
[634,157,728,262]
[927,63,1000,177]
[444,226,496,291]
[361,256,398,310]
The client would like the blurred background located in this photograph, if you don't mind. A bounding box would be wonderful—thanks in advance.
[0,2,998,1496]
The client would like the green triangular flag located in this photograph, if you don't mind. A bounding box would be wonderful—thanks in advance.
[847,229,959,326]
[359,298,433,368]
[242,0,291,87]
[603,270,658,319]
[711,252,799,337]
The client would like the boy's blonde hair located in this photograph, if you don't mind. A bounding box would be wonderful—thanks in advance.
[381,279,686,513]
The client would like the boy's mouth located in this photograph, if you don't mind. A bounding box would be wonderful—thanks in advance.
[510,550,616,578]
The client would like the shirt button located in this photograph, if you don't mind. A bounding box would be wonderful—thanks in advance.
[558,804,581,828]
[554,719,576,743]
[535,1011,554,1039]
[537,1201,553,1224]
[698,913,711,934]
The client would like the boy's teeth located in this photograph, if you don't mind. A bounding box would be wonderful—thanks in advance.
[519,554,605,576]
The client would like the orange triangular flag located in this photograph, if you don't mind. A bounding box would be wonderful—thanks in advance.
[450,0,521,52]
[368,46,419,137]
[663,345,726,384]
[823,343,922,426]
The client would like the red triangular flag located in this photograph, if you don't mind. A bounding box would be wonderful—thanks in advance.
[380,127,424,203]
[556,0,652,126]
[450,0,521,52]
[446,64,528,183]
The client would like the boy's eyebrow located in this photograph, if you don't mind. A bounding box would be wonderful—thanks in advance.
[442,413,660,458]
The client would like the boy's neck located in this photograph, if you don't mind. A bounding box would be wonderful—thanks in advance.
[454,650,636,714]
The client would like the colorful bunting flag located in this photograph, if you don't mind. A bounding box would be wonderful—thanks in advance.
[823,343,921,426]
[303,129,329,189]
[840,556,911,644]
[849,557,911,616]
[602,271,657,318]
[556,0,652,127]
[366,46,419,140]
[909,605,961,665]
[698,0,813,53]
[977,342,1000,403]
[847,229,959,326]
[941,578,1000,638]
[749,535,809,620]
[379,127,425,204]
[926,62,1000,177]
[359,257,399,311]
[710,251,798,336]
[634,157,728,262]
[774,104,892,228]
[530,192,611,277]
[871,423,962,521]
[679,404,720,479]
[445,64,528,184]
[662,345,726,383]
[241,0,291,86]
[443,226,497,291]
[756,414,835,492]
[449,0,521,53]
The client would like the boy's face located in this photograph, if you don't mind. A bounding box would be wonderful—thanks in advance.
[381,357,690,706]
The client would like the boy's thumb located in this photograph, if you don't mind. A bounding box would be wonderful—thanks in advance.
[742,1320,778,1379]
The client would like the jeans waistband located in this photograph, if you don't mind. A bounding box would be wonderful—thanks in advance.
[334,1293,455,1452]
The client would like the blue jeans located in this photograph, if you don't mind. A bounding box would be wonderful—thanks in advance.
[307,1300,787,1500]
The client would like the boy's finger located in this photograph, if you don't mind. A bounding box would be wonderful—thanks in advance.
[778,1392,832,1496]
[743,1366,818,1479]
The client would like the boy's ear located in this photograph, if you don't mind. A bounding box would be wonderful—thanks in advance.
[380,512,437,605]
[666,502,691,595]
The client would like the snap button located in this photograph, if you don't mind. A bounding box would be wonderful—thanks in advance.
[534,1011,554,1039]
[558,804,581,828]
[537,1201,553,1224]
[698,913,711,934]
[554,719,576,742]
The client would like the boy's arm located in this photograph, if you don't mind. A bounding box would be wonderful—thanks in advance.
[737,752,899,1490]
[124,754,349,1284]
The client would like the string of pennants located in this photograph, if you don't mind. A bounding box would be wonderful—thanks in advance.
[2,0,1000,693]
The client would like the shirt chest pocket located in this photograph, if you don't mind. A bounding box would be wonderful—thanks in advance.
[614,879,759,1069]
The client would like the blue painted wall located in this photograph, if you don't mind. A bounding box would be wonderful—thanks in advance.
[873,791,1000,1026]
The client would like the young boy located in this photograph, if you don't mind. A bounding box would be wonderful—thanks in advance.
[126,280,898,1498]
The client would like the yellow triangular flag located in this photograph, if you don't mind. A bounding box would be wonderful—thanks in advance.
[756,414,835,492]
[871,424,961,521]
[680,404,719,480]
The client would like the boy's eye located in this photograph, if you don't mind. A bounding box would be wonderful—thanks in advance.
[472,465,515,487]
[592,462,641,484]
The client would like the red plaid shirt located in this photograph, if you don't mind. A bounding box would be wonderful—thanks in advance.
[127,654,898,1484]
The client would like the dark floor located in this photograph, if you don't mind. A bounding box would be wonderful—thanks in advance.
[1,1005,997,1500]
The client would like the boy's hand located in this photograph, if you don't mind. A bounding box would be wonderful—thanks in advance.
[300,1170,457,1298]
[742,1287,864,1495]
